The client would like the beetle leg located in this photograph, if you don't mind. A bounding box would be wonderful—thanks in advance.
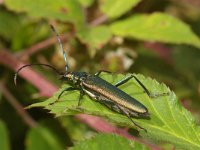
[115,75,133,87]
[95,70,111,76]
[78,88,84,106]
[95,96,122,112]
[90,94,147,131]
[58,87,79,99]
[115,75,168,98]
[50,87,78,105]
[95,71,153,97]
[114,75,151,97]
[131,75,169,98]
[116,105,146,131]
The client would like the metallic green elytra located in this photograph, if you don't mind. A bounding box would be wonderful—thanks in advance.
[15,25,168,131]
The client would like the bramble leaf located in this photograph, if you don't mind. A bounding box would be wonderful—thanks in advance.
[5,0,85,27]
[77,25,112,57]
[100,0,141,19]
[110,13,200,48]
[27,73,200,150]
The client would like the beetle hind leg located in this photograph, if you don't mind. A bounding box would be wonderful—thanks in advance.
[95,70,112,76]
[115,75,169,99]
[93,95,147,131]
[116,105,147,132]
[114,75,133,87]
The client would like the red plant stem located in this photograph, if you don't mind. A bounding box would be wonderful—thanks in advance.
[0,82,37,128]
[0,50,57,97]
[0,49,161,150]
[89,15,108,27]
[77,115,139,140]
[18,35,68,59]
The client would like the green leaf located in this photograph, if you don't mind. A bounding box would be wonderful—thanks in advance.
[110,13,200,48]
[77,25,112,56]
[0,120,10,150]
[100,0,141,19]
[172,46,200,81]
[0,11,20,40]
[78,0,94,7]
[5,0,85,27]
[27,73,200,149]
[11,23,50,51]
[70,133,150,150]
[59,117,95,141]
[26,125,63,150]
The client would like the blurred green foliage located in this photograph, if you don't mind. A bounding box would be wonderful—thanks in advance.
[0,0,200,149]
[0,120,10,150]
[70,133,150,150]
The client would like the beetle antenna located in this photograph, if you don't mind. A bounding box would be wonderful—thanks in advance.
[14,64,62,85]
[50,25,69,72]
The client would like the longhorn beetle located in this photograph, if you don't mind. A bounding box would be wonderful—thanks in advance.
[15,25,168,131]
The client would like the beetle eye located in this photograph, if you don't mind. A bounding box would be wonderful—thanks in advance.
[80,77,85,81]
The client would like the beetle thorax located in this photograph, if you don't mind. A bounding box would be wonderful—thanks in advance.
[64,72,87,85]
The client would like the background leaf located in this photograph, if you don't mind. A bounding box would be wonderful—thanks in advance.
[110,13,200,48]
[58,117,95,141]
[0,120,10,150]
[0,11,21,40]
[70,133,150,150]
[26,124,64,150]
[172,46,200,81]
[5,0,85,27]
[27,73,200,150]
[78,0,94,7]
[77,25,112,56]
[100,0,141,19]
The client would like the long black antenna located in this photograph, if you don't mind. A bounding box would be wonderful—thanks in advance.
[14,64,62,85]
[50,25,69,72]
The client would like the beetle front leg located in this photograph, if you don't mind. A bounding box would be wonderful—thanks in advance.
[58,87,79,99]
[50,87,78,105]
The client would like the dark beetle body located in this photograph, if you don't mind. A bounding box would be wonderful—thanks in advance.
[62,72,149,119]
[83,75,149,116]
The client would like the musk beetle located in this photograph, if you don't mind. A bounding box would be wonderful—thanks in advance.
[14,25,168,131]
